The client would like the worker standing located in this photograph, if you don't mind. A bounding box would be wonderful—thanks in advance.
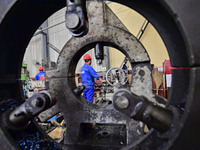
[81,54,100,103]
[35,66,45,81]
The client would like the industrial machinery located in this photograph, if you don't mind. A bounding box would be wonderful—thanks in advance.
[20,62,29,85]
[0,0,200,150]
[95,66,129,107]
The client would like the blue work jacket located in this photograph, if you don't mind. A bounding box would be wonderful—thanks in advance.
[35,71,45,80]
[81,64,100,88]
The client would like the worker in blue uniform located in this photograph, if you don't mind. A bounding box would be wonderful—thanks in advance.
[81,54,100,103]
[35,66,45,80]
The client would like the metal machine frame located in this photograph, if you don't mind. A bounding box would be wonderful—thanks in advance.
[0,0,200,150]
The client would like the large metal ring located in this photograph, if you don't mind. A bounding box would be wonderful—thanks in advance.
[0,0,199,149]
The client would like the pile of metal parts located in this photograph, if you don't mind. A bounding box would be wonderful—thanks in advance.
[0,0,200,150]
[23,80,46,98]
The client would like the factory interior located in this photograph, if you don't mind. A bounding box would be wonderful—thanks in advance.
[0,0,199,150]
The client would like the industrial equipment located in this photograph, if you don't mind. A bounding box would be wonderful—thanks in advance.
[65,0,88,37]
[94,66,129,107]
[0,0,200,150]
[20,62,29,84]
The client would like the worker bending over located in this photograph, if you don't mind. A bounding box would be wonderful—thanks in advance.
[81,54,100,103]
[35,66,45,81]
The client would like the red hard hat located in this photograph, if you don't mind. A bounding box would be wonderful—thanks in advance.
[39,66,44,71]
[83,54,92,60]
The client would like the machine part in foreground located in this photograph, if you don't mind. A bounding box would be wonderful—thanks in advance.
[46,1,150,148]
[113,89,173,133]
[2,92,56,130]
[0,0,200,150]
[66,0,88,37]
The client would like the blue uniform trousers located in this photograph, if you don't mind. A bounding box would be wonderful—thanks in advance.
[83,87,94,103]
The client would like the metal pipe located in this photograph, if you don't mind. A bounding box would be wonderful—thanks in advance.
[136,19,147,38]
[103,46,110,70]
[95,43,104,65]
[48,43,61,53]
[34,21,65,37]
[138,21,149,40]
[41,21,49,60]
[136,19,149,40]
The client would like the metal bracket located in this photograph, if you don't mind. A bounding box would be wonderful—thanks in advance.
[66,0,88,37]
[3,92,56,130]
[113,89,173,133]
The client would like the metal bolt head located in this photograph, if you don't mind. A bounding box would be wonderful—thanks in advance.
[115,96,129,109]
[31,99,41,107]
[66,13,80,29]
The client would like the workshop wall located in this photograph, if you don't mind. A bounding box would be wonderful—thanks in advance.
[24,8,71,78]
[23,2,169,78]
[23,32,43,78]
[108,2,169,68]
[47,7,71,63]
